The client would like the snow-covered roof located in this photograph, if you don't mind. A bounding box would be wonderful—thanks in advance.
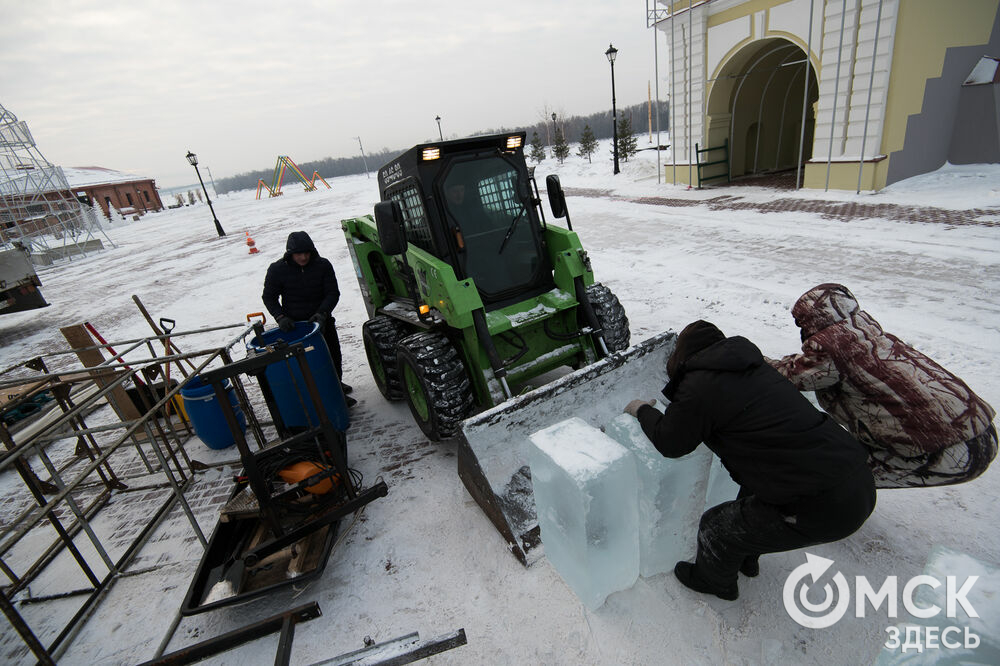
[963,55,1000,86]
[62,166,154,189]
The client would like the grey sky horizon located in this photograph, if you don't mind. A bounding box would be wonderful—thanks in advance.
[2,1,664,189]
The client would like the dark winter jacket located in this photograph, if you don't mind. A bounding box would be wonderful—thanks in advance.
[262,231,340,321]
[637,324,874,513]
[770,283,996,456]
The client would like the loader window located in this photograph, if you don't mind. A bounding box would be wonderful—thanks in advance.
[442,156,548,302]
[388,183,434,253]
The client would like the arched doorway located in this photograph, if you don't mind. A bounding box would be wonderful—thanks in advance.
[705,38,818,181]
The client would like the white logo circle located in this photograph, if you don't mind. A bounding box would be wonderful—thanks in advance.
[783,553,851,629]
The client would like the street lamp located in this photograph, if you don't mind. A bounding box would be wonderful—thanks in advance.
[435,115,443,140]
[605,43,620,175]
[355,136,370,178]
[185,151,225,237]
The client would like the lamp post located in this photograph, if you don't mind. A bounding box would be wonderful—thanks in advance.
[355,136,370,178]
[605,43,620,175]
[185,151,225,237]
[435,115,443,140]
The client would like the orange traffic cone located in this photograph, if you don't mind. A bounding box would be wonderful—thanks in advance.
[246,231,260,254]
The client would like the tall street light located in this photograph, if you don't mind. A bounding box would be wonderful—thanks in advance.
[355,136,370,178]
[185,151,225,237]
[435,115,443,140]
[606,43,620,175]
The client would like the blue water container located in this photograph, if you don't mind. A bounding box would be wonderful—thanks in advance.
[180,376,246,450]
[247,321,348,432]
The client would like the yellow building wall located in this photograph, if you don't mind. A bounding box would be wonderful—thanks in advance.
[804,0,1000,190]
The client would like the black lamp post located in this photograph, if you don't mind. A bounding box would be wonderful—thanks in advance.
[605,43,620,175]
[435,115,443,140]
[185,151,225,237]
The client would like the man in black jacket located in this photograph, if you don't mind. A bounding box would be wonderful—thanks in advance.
[262,231,355,407]
[625,320,875,600]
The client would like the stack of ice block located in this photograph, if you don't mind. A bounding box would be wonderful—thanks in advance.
[604,407,713,578]
[528,408,743,609]
[528,417,639,610]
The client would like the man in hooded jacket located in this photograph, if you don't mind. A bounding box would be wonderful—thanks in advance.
[262,231,355,406]
[770,283,996,488]
[625,320,876,601]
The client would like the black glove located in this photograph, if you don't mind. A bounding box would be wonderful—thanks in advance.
[308,312,327,331]
[276,315,295,332]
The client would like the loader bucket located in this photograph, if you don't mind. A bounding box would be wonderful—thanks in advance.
[457,330,677,566]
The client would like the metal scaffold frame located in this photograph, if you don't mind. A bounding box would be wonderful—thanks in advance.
[0,318,263,663]
[0,102,115,265]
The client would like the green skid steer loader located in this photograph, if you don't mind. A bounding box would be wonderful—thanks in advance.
[341,132,629,439]
[341,132,675,565]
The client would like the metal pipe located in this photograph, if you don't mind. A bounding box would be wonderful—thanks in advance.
[671,5,677,184]
[797,0,816,189]
[688,0,693,187]
[825,0,850,191]
[728,44,798,178]
[753,50,802,174]
[654,15,662,184]
[857,0,885,193]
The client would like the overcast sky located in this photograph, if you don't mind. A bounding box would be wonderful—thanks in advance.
[2,1,663,188]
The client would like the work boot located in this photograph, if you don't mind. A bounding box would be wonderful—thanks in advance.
[740,556,760,578]
[341,383,353,395]
[674,561,738,601]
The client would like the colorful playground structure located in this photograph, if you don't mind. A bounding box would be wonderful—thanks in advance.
[255,156,331,199]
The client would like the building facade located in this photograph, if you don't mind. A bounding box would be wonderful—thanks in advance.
[652,0,1000,190]
[63,166,164,218]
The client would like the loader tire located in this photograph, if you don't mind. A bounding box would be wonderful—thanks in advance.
[396,332,474,441]
[363,315,410,401]
[587,282,630,354]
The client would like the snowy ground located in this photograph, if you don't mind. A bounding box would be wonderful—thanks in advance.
[1,142,998,664]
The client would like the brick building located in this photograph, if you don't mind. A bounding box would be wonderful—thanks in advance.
[63,166,164,218]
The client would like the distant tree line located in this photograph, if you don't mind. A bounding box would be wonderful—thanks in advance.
[214,101,668,194]
[215,150,397,195]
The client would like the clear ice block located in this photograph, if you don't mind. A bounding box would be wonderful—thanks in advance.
[604,408,713,577]
[528,417,639,609]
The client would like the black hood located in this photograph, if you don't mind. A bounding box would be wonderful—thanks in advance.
[685,336,763,373]
[283,231,319,261]
[663,326,762,400]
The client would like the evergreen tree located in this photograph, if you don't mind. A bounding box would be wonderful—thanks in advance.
[577,124,598,163]
[617,115,639,162]
[529,131,546,164]
[553,127,570,164]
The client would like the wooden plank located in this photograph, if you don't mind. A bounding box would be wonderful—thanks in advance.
[60,324,143,421]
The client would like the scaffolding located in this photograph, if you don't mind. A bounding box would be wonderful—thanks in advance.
[0,315,263,663]
[0,102,115,266]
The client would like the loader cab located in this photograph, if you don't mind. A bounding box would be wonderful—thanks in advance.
[378,133,553,310]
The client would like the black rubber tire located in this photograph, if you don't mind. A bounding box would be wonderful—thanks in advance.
[362,315,410,401]
[396,332,474,441]
[587,282,631,354]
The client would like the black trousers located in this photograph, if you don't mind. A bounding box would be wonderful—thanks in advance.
[321,320,343,381]
[694,473,875,589]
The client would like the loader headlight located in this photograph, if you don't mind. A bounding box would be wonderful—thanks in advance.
[421,147,441,161]
[505,136,523,150]
[418,303,430,315]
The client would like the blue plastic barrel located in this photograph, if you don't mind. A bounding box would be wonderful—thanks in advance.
[247,321,348,432]
[180,376,246,450]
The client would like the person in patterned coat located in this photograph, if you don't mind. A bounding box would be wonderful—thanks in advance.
[770,283,996,488]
